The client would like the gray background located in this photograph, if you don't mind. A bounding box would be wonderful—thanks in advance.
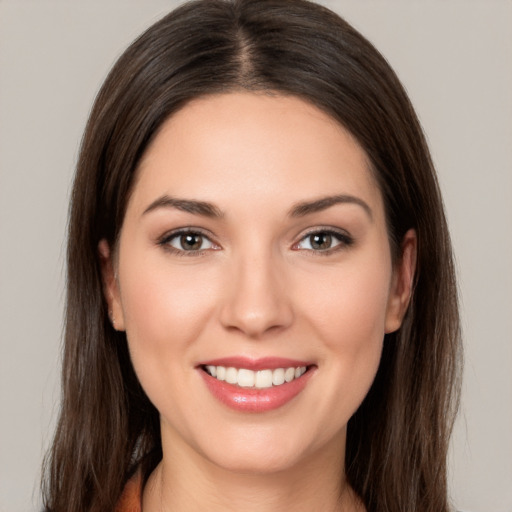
[0,1,511,511]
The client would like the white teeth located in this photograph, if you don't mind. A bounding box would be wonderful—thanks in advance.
[225,367,238,384]
[205,365,308,389]
[237,368,255,388]
[284,367,295,382]
[216,366,226,381]
[255,369,273,388]
[272,368,285,386]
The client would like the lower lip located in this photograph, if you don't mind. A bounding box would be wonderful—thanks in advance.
[199,368,315,413]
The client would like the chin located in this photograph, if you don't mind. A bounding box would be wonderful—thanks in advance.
[194,422,330,476]
[206,447,302,476]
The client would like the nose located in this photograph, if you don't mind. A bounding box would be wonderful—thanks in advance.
[219,250,294,338]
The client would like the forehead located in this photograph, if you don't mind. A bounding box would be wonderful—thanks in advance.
[130,92,383,219]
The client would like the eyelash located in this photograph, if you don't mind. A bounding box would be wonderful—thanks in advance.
[157,227,354,257]
[293,228,354,256]
[157,228,218,257]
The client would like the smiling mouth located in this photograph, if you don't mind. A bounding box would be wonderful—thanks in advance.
[202,365,309,389]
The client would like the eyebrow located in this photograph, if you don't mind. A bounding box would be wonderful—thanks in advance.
[289,194,373,220]
[142,195,224,218]
[142,193,372,220]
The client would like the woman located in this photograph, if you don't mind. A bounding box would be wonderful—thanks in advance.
[42,0,461,511]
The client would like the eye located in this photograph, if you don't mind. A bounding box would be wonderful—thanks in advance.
[294,229,353,252]
[160,230,217,253]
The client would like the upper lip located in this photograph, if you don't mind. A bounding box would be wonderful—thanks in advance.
[197,356,314,371]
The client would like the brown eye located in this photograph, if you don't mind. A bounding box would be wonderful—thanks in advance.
[295,229,353,253]
[180,233,203,250]
[164,231,215,252]
[309,233,332,250]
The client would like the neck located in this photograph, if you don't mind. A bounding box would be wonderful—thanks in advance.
[143,430,364,512]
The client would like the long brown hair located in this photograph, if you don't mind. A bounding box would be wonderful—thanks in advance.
[42,1,462,511]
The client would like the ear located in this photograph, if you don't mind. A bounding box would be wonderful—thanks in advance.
[98,239,125,331]
[385,229,417,333]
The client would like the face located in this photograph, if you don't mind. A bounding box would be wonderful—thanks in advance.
[100,92,415,475]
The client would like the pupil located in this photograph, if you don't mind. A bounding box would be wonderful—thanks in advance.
[181,233,202,250]
[311,233,331,250]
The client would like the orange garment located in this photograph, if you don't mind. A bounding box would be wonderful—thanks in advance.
[115,472,142,512]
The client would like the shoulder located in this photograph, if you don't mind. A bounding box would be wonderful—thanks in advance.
[115,471,142,512]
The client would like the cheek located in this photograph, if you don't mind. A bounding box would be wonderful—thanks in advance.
[304,259,392,343]
[117,253,220,382]
[298,253,392,396]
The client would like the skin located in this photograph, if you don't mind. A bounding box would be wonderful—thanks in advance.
[100,92,416,512]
